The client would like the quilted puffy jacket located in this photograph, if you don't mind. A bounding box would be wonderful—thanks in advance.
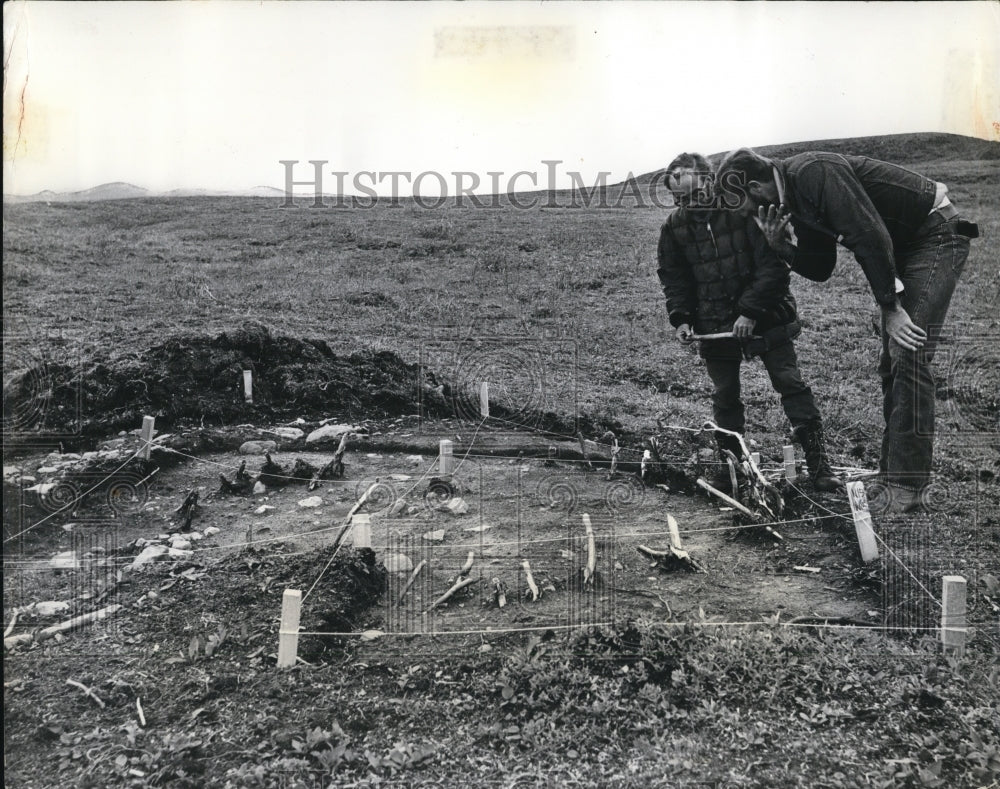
[656,208,798,335]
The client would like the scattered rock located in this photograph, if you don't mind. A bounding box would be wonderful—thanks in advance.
[130,544,169,569]
[240,440,277,455]
[36,466,59,475]
[463,522,492,532]
[298,496,323,508]
[252,481,267,495]
[48,551,79,570]
[384,554,413,573]
[169,538,192,551]
[34,601,72,617]
[389,474,412,481]
[188,531,204,541]
[422,529,446,542]
[306,424,360,445]
[270,427,304,440]
[254,506,275,515]
[168,547,194,558]
[204,526,221,536]
[445,498,469,516]
[405,455,424,466]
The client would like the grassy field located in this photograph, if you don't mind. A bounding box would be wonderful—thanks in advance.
[3,133,999,788]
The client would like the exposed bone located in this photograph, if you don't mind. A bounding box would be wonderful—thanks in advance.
[637,544,705,573]
[696,477,784,541]
[66,679,105,708]
[522,560,540,601]
[219,460,253,494]
[309,432,352,490]
[5,604,123,650]
[395,559,427,607]
[492,577,508,608]
[426,576,478,612]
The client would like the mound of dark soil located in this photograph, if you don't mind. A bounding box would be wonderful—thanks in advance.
[3,322,446,439]
[4,321,623,448]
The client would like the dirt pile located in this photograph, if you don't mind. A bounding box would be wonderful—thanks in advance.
[3,322,446,440]
[4,322,622,447]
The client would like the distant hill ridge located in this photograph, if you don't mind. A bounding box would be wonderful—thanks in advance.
[634,131,1000,187]
[4,132,997,203]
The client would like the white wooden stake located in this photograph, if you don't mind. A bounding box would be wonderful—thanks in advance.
[941,576,967,656]
[243,370,253,404]
[845,481,879,563]
[582,513,596,586]
[782,445,797,482]
[351,513,371,549]
[479,382,490,419]
[277,589,302,668]
[139,416,156,460]
[750,451,761,466]
[438,439,454,478]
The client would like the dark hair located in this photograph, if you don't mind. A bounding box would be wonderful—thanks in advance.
[666,152,713,179]
[716,147,773,185]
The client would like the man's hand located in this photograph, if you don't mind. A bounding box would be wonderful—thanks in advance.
[754,204,796,261]
[676,323,695,344]
[732,315,756,339]
[883,305,927,351]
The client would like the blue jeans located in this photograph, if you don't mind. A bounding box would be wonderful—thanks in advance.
[879,214,971,490]
[702,338,821,434]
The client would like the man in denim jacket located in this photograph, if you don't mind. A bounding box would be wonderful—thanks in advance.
[716,148,978,512]
[657,152,840,492]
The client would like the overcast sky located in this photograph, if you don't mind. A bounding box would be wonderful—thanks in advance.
[3,1,998,195]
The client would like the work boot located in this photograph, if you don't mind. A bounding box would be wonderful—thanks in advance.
[793,421,842,492]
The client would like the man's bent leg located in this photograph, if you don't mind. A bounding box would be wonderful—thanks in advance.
[758,341,821,428]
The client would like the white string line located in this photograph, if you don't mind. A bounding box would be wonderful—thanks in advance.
[300,480,385,603]
[122,507,851,558]
[3,446,149,545]
[297,427,477,604]
[786,481,943,610]
[301,418,526,606]
[290,620,943,638]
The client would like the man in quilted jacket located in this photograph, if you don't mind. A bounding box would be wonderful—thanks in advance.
[657,152,841,492]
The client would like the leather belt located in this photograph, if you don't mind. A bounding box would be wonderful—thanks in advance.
[918,199,978,239]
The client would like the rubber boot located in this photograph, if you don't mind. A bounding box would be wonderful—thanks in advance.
[793,421,842,492]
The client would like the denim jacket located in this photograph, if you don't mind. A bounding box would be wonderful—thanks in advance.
[777,153,937,306]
